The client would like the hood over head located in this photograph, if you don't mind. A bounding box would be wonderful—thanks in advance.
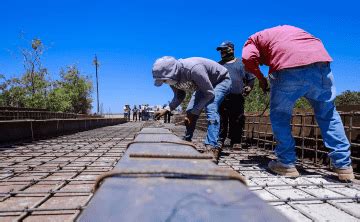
[152,56,180,86]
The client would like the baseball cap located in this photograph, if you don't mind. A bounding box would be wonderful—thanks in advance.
[216,41,234,51]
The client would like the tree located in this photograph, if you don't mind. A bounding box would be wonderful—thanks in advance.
[20,38,50,108]
[0,36,94,113]
[245,79,312,113]
[181,91,193,112]
[244,79,269,113]
[294,97,312,109]
[47,82,72,112]
[0,75,27,107]
[0,38,50,108]
[335,90,360,106]
[0,74,9,106]
[176,80,358,114]
[48,65,93,114]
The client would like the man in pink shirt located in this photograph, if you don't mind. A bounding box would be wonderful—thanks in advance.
[242,25,353,180]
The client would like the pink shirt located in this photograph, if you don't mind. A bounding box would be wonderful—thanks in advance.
[242,25,332,78]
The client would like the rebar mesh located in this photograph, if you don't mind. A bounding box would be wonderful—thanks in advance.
[0,122,143,221]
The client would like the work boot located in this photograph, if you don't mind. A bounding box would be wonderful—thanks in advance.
[231,143,242,150]
[217,141,224,148]
[182,136,192,142]
[334,166,355,181]
[204,145,221,164]
[268,160,300,177]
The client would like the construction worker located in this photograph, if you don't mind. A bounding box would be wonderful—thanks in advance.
[127,105,131,121]
[242,25,354,180]
[153,56,231,162]
[216,41,255,148]
[123,105,129,120]
[132,105,138,121]
[138,105,142,121]
[162,104,171,123]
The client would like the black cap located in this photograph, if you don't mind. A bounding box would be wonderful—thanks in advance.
[216,41,234,51]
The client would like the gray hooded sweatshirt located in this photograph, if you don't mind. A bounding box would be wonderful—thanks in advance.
[153,57,230,115]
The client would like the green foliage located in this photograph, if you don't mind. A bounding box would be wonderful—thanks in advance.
[294,97,312,109]
[49,66,93,113]
[181,91,193,112]
[335,90,360,106]
[245,79,312,113]
[244,79,269,113]
[47,85,72,112]
[0,38,94,114]
[173,79,358,114]
[0,77,26,107]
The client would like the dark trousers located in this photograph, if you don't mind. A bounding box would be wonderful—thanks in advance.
[133,113,137,121]
[218,93,245,145]
[163,112,171,123]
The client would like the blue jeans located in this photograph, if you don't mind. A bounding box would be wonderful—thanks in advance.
[184,78,231,148]
[269,62,351,169]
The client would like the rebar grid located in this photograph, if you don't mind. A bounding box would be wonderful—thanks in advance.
[167,124,360,221]
[244,111,360,173]
[222,148,360,220]
[0,122,142,221]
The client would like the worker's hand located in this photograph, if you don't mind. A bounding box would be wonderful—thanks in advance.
[184,112,198,126]
[242,86,252,96]
[258,76,269,94]
[154,109,169,120]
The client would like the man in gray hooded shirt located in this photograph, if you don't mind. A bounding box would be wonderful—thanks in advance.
[153,56,231,162]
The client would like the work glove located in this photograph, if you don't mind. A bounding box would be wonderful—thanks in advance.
[184,112,198,127]
[242,86,252,96]
[154,109,169,120]
[258,76,269,94]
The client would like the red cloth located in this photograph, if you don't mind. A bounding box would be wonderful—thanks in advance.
[242,25,332,78]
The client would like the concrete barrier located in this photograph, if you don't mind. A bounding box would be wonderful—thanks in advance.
[0,118,127,144]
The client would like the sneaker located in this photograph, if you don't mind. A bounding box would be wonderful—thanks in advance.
[334,166,355,181]
[268,160,300,177]
[204,145,221,164]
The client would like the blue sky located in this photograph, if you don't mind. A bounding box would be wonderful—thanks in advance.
[1,0,359,113]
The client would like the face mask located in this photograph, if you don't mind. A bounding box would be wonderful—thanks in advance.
[164,79,177,85]
[220,47,235,62]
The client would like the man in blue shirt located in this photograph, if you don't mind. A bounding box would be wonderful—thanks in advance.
[216,41,255,148]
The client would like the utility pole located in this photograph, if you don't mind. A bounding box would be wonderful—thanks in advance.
[93,55,100,114]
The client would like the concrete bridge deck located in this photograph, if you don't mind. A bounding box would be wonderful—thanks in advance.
[0,122,359,221]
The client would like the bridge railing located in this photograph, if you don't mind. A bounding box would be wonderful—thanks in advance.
[0,109,101,120]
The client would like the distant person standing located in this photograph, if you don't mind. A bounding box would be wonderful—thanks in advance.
[242,25,353,180]
[138,105,142,121]
[123,105,131,121]
[152,56,231,163]
[132,105,138,121]
[127,105,131,121]
[141,106,146,121]
[143,105,149,121]
[162,104,172,123]
[123,105,129,120]
[216,41,255,148]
